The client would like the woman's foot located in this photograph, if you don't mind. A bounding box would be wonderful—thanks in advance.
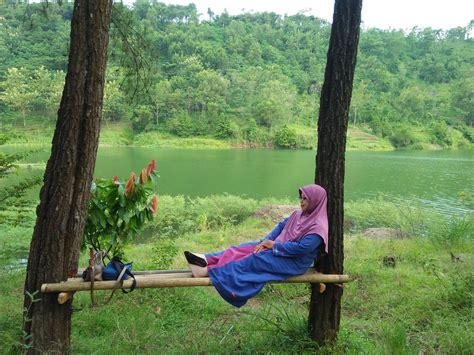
[184,251,207,267]
[188,263,208,278]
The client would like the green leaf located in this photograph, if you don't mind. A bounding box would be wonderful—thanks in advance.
[99,214,107,228]
[84,162,159,255]
[123,211,130,224]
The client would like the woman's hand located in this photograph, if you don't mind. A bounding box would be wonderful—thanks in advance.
[254,240,275,253]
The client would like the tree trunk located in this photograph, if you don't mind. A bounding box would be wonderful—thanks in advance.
[308,0,362,344]
[23,1,112,353]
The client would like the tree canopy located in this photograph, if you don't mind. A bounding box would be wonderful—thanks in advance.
[0,2,472,148]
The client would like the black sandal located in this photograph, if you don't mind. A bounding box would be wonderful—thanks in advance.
[184,251,207,267]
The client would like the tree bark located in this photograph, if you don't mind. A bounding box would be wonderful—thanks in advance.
[308,0,362,344]
[23,1,112,353]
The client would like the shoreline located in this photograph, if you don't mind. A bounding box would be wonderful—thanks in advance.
[1,125,472,151]
[3,141,472,152]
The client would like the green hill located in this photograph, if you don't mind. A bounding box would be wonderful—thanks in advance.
[0,2,472,149]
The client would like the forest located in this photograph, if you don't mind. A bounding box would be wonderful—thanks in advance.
[0,1,472,149]
[0,2,473,353]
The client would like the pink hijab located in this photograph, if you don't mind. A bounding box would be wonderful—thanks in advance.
[274,184,329,253]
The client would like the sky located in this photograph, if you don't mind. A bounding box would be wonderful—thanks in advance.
[137,0,473,31]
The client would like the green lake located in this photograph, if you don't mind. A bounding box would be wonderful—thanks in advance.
[17,147,474,216]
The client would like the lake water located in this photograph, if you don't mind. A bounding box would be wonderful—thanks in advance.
[14,147,474,216]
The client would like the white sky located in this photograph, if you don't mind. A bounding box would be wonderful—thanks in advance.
[146,0,473,30]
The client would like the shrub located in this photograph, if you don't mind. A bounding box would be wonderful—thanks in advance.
[167,111,194,137]
[274,125,297,148]
[214,116,238,139]
[243,119,258,143]
[345,197,442,236]
[369,118,391,137]
[146,195,259,238]
[428,121,469,147]
[387,124,421,148]
[131,105,154,133]
[152,238,178,269]
[294,132,315,150]
[0,133,42,220]
[83,160,159,257]
[433,216,473,245]
[457,124,474,143]
[345,198,400,231]
[444,268,473,311]
[447,128,469,148]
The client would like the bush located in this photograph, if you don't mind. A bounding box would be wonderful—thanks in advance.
[286,124,317,149]
[146,195,259,238]
[241,120,273,147]
[294,133,315,150]
[83,160,158,257]
[152,238,178,269]
[456,124,474,143]
[214,116,238,139]
[274,125,297,148]
[447,128,469,148]
[428,121,468,147]
[369,118,392,137]
[243,119,258,143]
[166,111,194,137]
[345,197,442,236]
[433,216,473,245]
[387,124,422,148]
[0,133,42,220]
[131,105,154,133]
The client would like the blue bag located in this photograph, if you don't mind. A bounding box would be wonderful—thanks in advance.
[102,257,136,293]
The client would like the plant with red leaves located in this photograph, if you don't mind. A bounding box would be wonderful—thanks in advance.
[124,172,136,197]
[84,160,159,257]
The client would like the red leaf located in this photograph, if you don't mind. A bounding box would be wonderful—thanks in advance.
[125,172,136,197]
[149,195,159,215]
[146,159,157,176]
[139,168,148,185]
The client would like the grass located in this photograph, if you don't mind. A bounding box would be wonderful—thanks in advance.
[3,122,469,151]
[133,131,232,149]
[2,123,397,151]
[0,127,53,147]
[99,122,134,146]
[277,124,394,151]
[2,120,472,151]
[1,124,233,149]
[0,196,472,353]
[347,126,393,151]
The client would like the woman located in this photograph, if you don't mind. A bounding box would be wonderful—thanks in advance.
[184,184,328,307]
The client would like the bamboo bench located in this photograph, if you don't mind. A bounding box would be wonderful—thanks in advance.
[41,268,351,304]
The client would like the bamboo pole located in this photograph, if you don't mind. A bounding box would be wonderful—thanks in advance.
[41,270,351,293]
[58,292,74,304]
[67,271,193,282]
[74,269,190,278]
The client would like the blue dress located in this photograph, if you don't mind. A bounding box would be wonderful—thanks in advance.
[205,219,323,307]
